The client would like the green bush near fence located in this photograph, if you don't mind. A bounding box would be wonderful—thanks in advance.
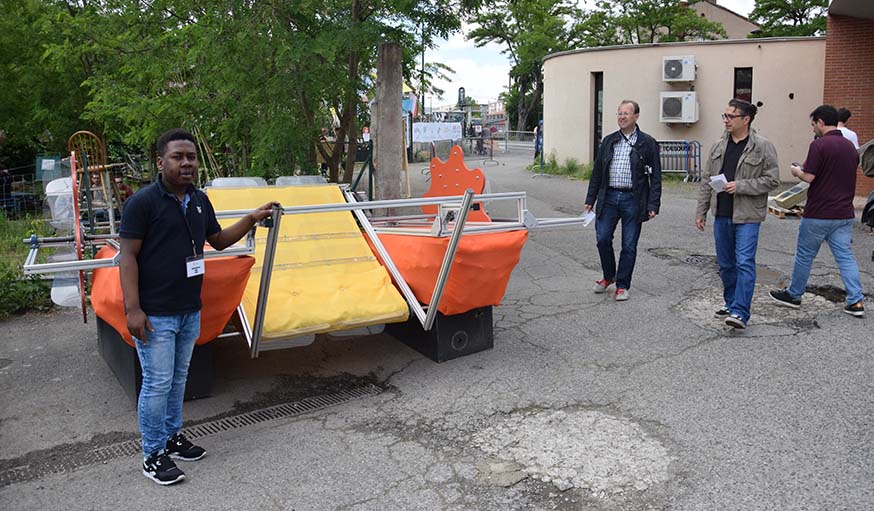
[0,214,53,320]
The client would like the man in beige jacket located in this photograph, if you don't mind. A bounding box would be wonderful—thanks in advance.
[695,99,780,329]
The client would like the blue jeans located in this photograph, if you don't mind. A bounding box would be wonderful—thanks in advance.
[714,217,761,323]
[787,218,864,305]
[595,189,642,290]
[134,311,200,457]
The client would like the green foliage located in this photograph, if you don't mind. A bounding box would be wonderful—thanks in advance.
[0,215,53,319]
[749,0,828,37]
[471,0,726,131]
[469,0,584,131]
[529,154,593,180]
[592,0,727,44]
[2,0,479,180]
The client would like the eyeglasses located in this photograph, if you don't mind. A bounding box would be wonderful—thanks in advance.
[616,113,635,117]
[721,113,747,121]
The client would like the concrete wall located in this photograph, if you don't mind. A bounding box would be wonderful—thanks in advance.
[824,14,874,196]
[693,1,759,39]
[543,38,825,181]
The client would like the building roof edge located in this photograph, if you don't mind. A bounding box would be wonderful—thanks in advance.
[543,36,826,64]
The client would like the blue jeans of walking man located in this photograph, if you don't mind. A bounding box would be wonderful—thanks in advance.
[714,217,760,323]
[595,189,642,290]
[134,311,200,457]
[786,218,863,305]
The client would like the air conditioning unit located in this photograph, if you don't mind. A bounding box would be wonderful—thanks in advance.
[662,55,696,81]
[660,92,698,123]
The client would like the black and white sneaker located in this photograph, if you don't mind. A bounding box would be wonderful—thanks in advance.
[725,314,747,329]
[714,306,730,318]
[143,451,185,485]
[844,301,865,318]
[769,289,801,309]
[166,433,206,461]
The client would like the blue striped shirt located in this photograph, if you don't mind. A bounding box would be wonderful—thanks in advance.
[608,128,638,189]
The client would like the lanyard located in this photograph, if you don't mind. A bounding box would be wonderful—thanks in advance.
[174,192,198,258]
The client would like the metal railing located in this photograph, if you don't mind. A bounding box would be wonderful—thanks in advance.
[657,140,702,182]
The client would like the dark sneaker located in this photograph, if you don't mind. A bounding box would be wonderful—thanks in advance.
[166,433,206,462]
[593,278,614,293]
[843,301,865,318]
[725,314,746,329]
[769,289,801,309]
[714,306,730,318]
[143,451,185,486]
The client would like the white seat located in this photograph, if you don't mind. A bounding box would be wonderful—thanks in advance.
[210,176,268,188]
[275,175,328,186]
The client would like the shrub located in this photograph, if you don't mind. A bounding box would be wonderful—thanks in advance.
[0,214,54,319]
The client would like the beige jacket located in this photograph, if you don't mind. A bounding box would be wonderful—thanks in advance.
[696,129,780,224]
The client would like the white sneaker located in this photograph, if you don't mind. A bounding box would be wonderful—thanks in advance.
[593,279,614,293]
[614,288,629,301]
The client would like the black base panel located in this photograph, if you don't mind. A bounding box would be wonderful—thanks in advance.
[96,317,215,406]
[386,306,494,363]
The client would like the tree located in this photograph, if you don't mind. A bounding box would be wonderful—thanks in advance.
[749,0,828,37]
[468,0,584,132]
[596,0,726,44]
[468,0,725,132]
[6,0,479,184]
[0,0,93,169]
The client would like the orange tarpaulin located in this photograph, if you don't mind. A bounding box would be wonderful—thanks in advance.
[91,245,255,347]
[370,230,528,316]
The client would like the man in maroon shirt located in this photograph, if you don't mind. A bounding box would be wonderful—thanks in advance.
[770,105,864,317]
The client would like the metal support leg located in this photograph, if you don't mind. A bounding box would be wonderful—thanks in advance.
[249,206,282,358]
[423,189,474,331]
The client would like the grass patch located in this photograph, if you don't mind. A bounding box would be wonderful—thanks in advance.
[0,214,54,320]
[529,154,593,180]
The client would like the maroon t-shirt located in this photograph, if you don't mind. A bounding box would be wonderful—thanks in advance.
[802,130,859,219]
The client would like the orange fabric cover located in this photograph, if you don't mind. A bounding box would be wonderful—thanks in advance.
[370,230,528,315]
[91,245,255,347]
[422,145,491,222]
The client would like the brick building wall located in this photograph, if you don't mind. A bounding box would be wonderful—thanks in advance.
[823,14,874,196]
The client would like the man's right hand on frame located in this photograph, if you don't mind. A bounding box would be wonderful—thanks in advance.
[126,307,153,344]
[249,202,281,224]
[695,218,706,231]
[584,204,593,212]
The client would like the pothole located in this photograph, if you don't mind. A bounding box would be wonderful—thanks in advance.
[647,247,718,269]
[470,409,671,496]
[805,284,845,303]
[675,285,834,328]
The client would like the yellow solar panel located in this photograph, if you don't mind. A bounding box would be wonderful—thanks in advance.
[206,185,409,341]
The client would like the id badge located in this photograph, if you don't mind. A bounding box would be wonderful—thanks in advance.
[186,255,205,278]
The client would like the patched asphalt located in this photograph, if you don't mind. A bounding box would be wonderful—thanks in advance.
[1,149,872,510]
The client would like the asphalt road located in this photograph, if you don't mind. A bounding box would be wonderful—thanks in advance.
[1,150,872,510]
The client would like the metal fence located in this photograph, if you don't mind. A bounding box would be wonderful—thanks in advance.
[657,140,702,182]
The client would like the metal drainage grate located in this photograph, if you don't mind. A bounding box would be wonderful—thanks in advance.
[0,383,382,487]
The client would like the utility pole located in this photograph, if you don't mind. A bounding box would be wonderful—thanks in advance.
[420,24,426,118]
[374,42,403,203]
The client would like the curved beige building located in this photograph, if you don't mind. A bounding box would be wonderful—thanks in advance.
[542,37,826,181]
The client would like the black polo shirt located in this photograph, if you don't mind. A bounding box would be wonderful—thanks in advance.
[715,135,748,218]
[119,175,221,316]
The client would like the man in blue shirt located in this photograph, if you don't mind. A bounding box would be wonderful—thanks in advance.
[120,128,276,485]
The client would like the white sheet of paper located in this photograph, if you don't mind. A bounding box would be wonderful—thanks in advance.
[709,174,728,192]
[580,210,596,227]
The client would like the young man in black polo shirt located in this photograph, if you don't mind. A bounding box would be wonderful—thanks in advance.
[119,128,276,485]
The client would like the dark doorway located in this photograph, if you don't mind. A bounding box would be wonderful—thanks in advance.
[593,72,603,161]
